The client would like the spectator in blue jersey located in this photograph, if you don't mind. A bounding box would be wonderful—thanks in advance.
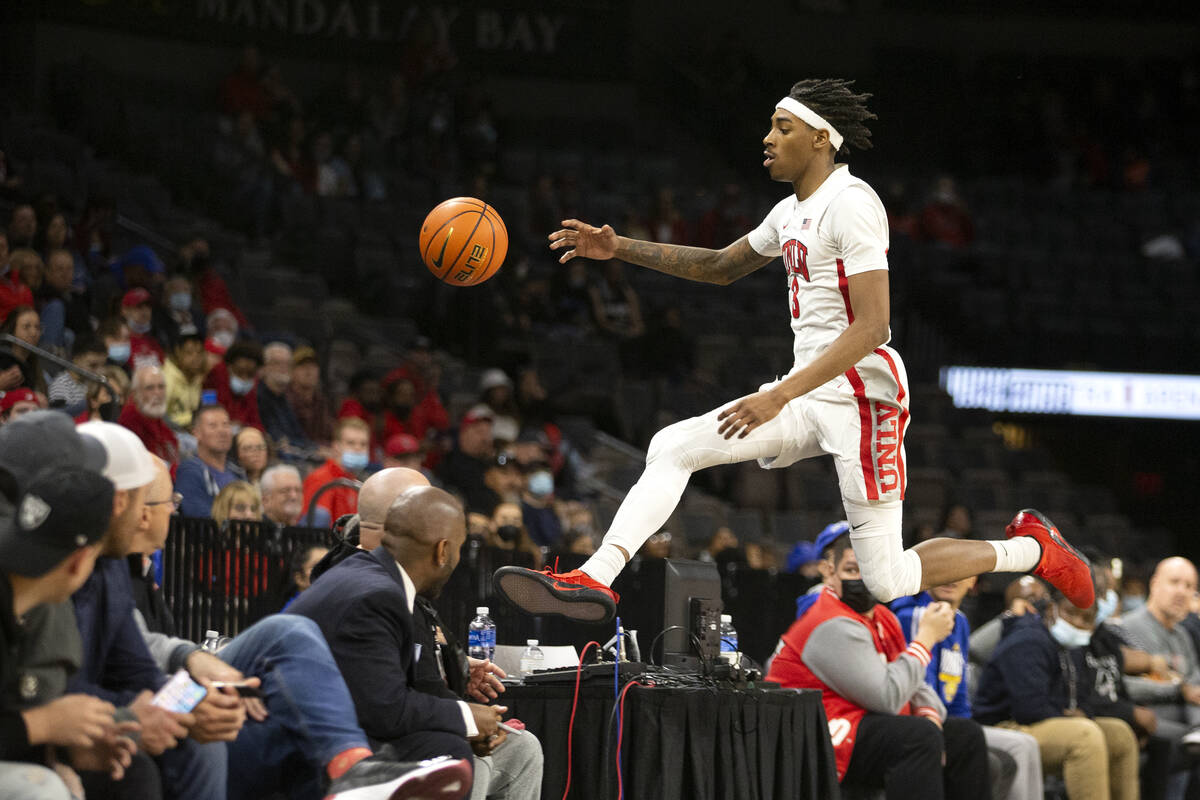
[892,578,1043,800]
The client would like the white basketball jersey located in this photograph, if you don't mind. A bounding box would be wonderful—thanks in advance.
[746,165,891,369]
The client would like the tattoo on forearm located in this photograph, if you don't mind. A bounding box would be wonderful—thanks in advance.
[616,237,768,285]
[615,239,721,282]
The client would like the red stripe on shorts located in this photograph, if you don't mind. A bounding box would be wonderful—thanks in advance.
[844,367,878,501]
[836,259,854,324]
[873,347,909,499]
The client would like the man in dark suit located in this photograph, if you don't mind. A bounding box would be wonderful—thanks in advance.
[289,486,542,799]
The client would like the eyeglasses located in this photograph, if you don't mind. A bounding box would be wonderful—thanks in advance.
[240,444,268,453]
[146,492,183,511]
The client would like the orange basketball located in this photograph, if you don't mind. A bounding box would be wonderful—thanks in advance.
[418,197,508,286]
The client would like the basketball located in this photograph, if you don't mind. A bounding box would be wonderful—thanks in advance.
[418,197,508,286]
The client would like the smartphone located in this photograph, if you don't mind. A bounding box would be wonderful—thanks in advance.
[152,670,207,713]
[209,680,263,698]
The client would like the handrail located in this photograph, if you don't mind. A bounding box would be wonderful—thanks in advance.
[303,477,363,527]
[1,334,112,390]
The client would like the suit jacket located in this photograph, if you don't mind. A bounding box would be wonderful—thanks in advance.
[286,546,466,742]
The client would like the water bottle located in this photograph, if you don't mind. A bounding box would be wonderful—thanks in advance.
[519,639,544,678]
[719,614,738,665]
[202,630,221,653]
[468,607,496,661]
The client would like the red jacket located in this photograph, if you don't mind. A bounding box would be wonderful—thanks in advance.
[204,362,262,431]
[766,588,934,779]
[302,459,359,523]
[0,271,33,322]
[118,401,180,466]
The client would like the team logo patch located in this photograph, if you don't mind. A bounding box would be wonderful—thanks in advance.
[18,494,51,531]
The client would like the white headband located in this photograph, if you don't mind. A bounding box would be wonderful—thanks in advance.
[776,97,843,151]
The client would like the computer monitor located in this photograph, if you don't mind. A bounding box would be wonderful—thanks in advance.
[612,558,722,670]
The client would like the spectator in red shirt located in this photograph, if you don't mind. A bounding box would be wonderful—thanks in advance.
[0,230,33,322]
[119,364,179,466]
[120,287,165,367]
[204,340,264,431]
[390,336,449,433]
[302,417,370,528]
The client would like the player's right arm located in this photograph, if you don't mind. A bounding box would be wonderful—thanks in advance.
[549,219,771,285]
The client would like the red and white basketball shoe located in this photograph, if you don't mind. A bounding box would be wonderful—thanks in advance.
[1006,508,1094,609]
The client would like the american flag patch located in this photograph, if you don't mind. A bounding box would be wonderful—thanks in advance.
[800,218,812,230]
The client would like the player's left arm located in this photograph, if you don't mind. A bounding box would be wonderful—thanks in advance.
[717,269,889,439]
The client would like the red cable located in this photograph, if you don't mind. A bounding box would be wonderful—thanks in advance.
[561,640,600,800]
[615,680,642,800]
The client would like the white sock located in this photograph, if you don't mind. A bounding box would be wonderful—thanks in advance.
[989,537,1041,573]
[579,457,693,586]
[580,545,628,587]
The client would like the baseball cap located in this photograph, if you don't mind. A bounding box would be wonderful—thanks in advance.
[0,388,38,414]
[813,520,851,559]
[293,346,318,366]
[385,433,420,457]
[76,421,158,490]
[121,287,153,308]
[478,368,512,393]
[0,465,114,577]
[461,404,493,426]
[0,410,107,476]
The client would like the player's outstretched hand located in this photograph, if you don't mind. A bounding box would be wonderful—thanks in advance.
[718,389,787,439]
[548,219,617,263]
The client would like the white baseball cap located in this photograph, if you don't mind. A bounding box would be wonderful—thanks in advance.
[76,421,159,490]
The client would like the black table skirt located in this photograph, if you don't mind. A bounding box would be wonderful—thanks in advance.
[503,684,840,800]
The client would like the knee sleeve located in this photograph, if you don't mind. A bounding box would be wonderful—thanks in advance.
[844,500,920,602]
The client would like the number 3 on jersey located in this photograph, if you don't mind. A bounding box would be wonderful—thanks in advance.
[782,239,809,319]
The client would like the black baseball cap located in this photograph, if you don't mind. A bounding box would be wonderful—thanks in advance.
[0,465,114,577]
[0,410,107,477]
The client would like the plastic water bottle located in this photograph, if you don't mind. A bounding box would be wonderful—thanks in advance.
[519,639,544,678]
[719,614,738,665]
[202,630,221,653]
[468,607,496,661]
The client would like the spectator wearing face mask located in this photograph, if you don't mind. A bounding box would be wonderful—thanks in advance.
[520,463,561,549]
[204,307,238,370]
[489,501,542,568]
[157,274,200,345]
[76,366,127,424]
[119,288,165,367]
[98,316,132,372]
[974,590,1139,800]
[302,417,370,528]
[119,364,179,466]
[204,339,264,431]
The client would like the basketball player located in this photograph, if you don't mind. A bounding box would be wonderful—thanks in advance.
[494,79,1092,623]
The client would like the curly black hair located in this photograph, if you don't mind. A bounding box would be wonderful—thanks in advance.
[787,78,876,155]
